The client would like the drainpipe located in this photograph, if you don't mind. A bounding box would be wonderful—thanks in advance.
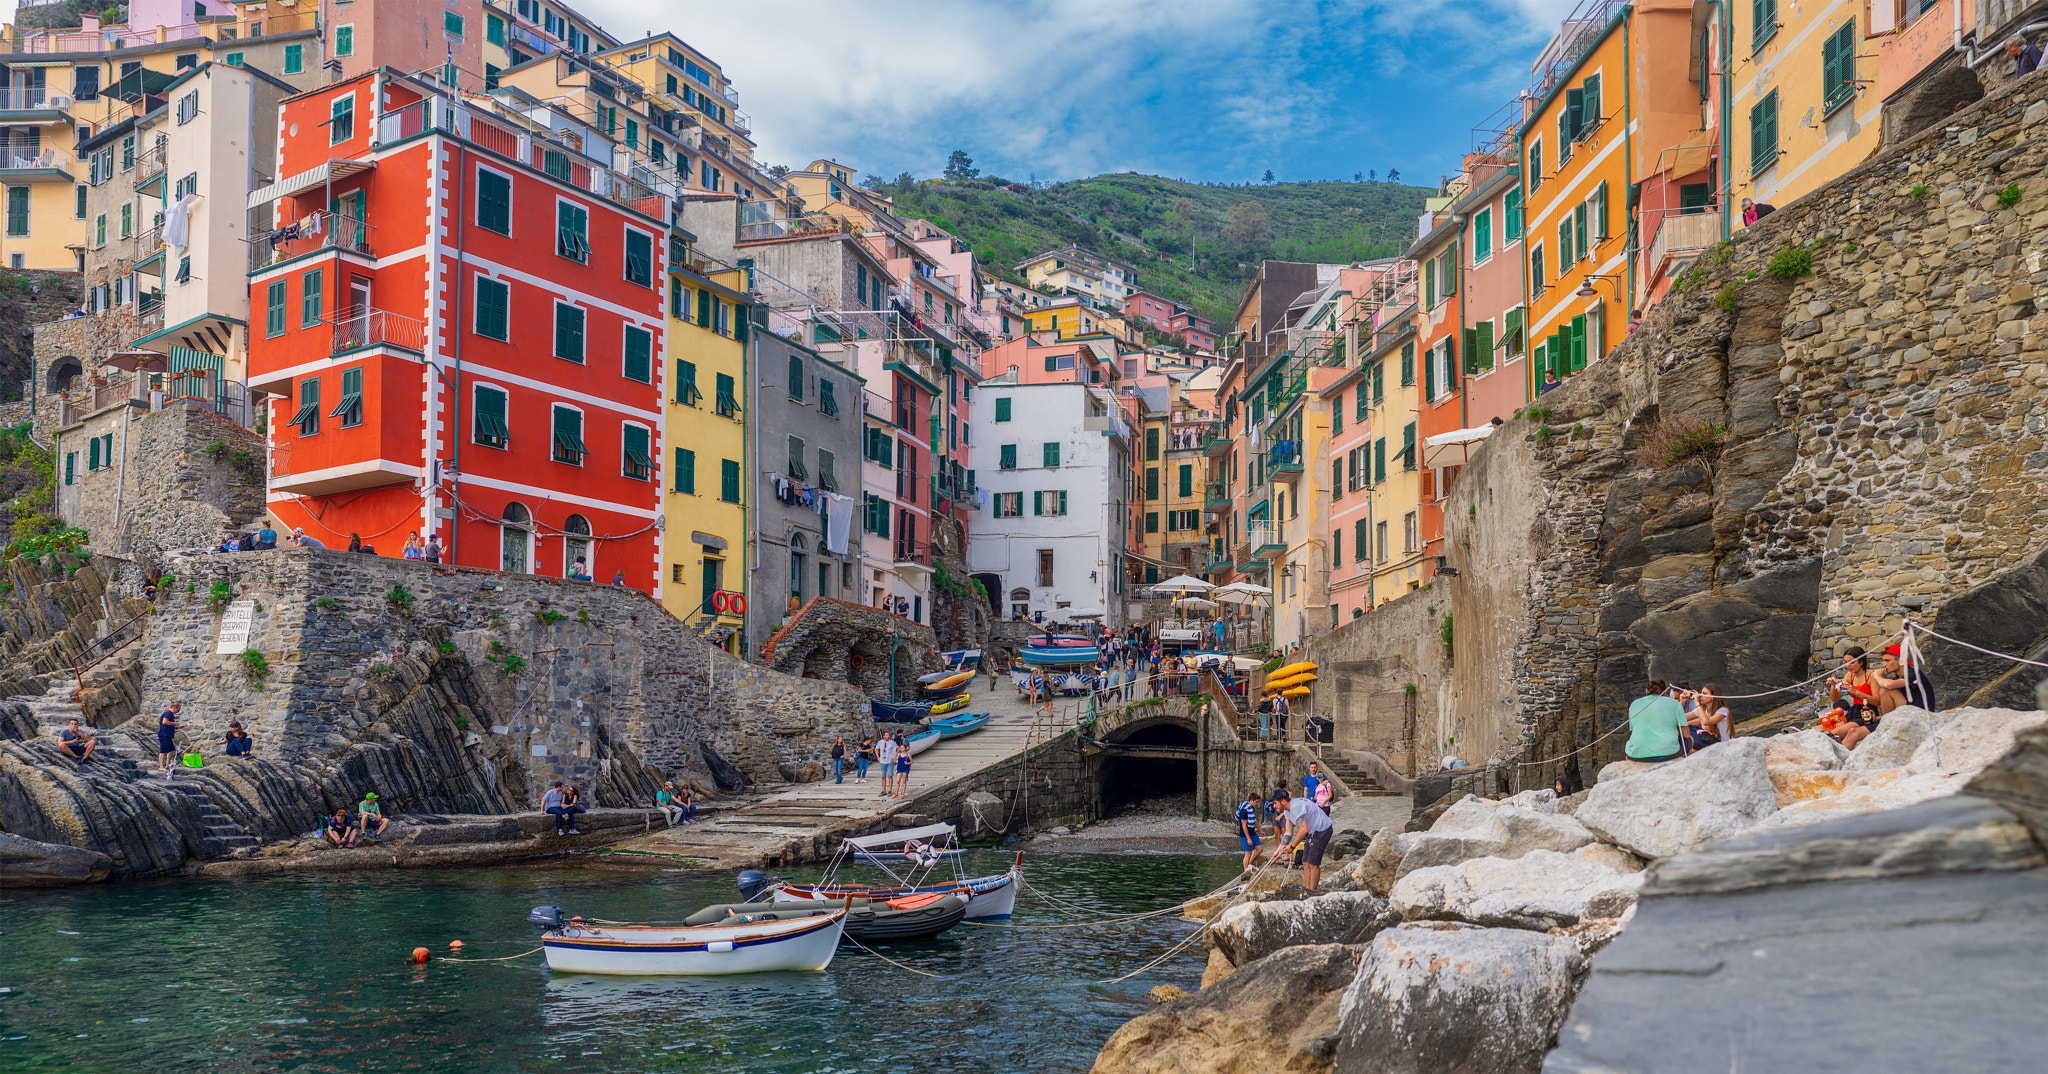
[1721,0,1735,242]
[1623,13,1638,321]
[111,403,131,547]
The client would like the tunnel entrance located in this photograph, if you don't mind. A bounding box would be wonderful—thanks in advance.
[1099,722,1198,816]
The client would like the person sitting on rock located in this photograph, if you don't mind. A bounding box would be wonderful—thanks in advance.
[324,807,358,848]
[1828,649,1883,750]
[357,792,391,840]
[1682,684,1731,750]
[1624,679,1689,763]
[1872,644,1936,714]
[656,782,688,827]
[58,718,97,762]
[215,721,253,758]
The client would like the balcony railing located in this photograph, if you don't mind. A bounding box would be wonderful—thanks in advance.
[0,148,66,173]
[330,307,426,354]
[893,540,931,565]
[1204,481,1229,508]
[1246,521,1284,556]
[1170,421,1218,452]
[249,211,374,271]
[1262,440,1304,474]
[1647,209,1722,275]
[0,88,71,113]
[134,141,168,187]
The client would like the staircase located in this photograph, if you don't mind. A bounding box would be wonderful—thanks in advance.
[1324,753,1404,798]
[160,780,261,852]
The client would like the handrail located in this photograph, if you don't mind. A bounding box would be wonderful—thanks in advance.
[69,605,154,702]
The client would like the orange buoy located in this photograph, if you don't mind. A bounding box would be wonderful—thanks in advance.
[448,940,465,950]
[411,947,431,963]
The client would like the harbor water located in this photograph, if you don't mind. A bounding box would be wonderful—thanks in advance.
[0,849,1238,1073]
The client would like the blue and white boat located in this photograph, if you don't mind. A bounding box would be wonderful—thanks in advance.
[769,822,1023,920]
[929,712,989,738]
[1019,644,1099,665]
[869,699,934,722]
[529,905,848,975]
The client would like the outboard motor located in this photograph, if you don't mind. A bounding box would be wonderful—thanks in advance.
[528,904,568,931]
[736,869,769,902]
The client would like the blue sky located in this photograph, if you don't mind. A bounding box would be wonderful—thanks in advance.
[584,0,1578,187]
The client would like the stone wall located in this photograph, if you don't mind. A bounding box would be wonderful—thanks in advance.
[0,273,82,416]
[758,595,942,699]
[55,400,264,560]
[140,551,873,791]
[929,512,993,652]
[29,303,138,438]
[1303,586,1452,774]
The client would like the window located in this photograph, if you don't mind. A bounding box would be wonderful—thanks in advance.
[1331,392,1343,435]
[1822,19,1857,113]
[290,377,321,435]
[265,279,287,336]
[74,66,98,101]
[474,276,509,340]
[1528,136,1543,190]
[1144,467,1158,499]
[1042,441,1061,467]
[88,437,101,471]
[551,406,586,464]
[673,447,695,493]
[176,91,197,125]
[1558,215,1573,267]
[721,458,741,503]
[1400,341,1415,385]
[474,385,509,447]
[1171,509,1200,530]
[64,452,75,485]
[1424,258,1436,308]
[487,13,506,45]
[622,424,651,480]
[1592,182,1609,241]
[334,25,354,57]
[1404,510,1419,553]
[1750,90,1779,173]
[995,492,1023,518]
[1401,421,1417,471]
[445,11,464,35]
[1352,519,1367,561]
[1473,207,1492,263]
[1574,202,1588,260]
[476,169,511,234]
[301,268,324,327]
[1145,511,1159,533]
[715,372,739,417]
[74,184,85,220]
[1033,490,1069,516]
[1465,319,1498,372]
[329,94,354,144]
[1531,242,1546,291]
[1145,426,1159,460]
[786,434,807,478]
[999,444,1016,469]
[675,359,702,406]
[557,201,589,262]
[330,367,364,427]
[622,325,651,382]
[1375,520,1389,562]
[542,150,570,182]
[120,206,133,239]
[994,397,1012,421]
[787,353,804,399]
[5,188,26,238]
[1178,464,1193,498]
[283,43,303,73]
[820,378,838,416]
[1357,377,1371,420]
[1752,0,1777,51]
[624,229,652,286]
[553,302,584,362]
[1374,437,1386,484]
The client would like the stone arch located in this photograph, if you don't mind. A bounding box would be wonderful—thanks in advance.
[46,356,82,393]
[1896,62,1983,144]
[799,638,841,681]
[1097,719,1199,814]
[972,571,1002,615]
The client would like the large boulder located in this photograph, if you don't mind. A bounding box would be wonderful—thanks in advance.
[1758,708,2048,831]
[1211,891,1402,967]
[958,790,1006,842]
[1389,846,1646,929]
[0,831,113,886]
[1399,795,1602,879]
[1765,731,1851,807]
[1574,738,1780,859]
[1334,923,1585,1074]
[1843,705,1954,771]
[1090,943,1359,1074]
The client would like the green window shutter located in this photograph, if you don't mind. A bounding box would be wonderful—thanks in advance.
[1145,426,1158,460]
[1559,216,1573,266]
[995,397,1011,421]
[1752,0,1774,48]
[88,436,100,470]
[552,407,586,463]
[64,452,74,484]
[1400,342,1414,386]
[1145,512,1158,533]
[301,268,324,327]
[283,43,302,73]
[1751,91,1778,171]
[266,280,286,336]
[622,424,650,479]
[1371,362,1384,404]
[1574,203,1588,260]
[625,230,652,286]
[1354,519,1367,561]
[1332,393,1343,435]
[554,303,584,362]
[623,326,651,382]
[735,305,750,344]
[675,360,699,405]
[787,354,804,399]
[1570,315,1589,372]
[332,366,364,426]
[1564,87,1583,142]
[1446,242,1459,295]
[477,170,510,233]
[1032,491,1044,516]
[1445,335,1458,389]
[1043,442,1060,467]
[1595,182,1609,239]
[715,373,738,417]
[487,13,505,44]
[721,458,741,503]
[335,25,353,55]
[1145,467,1158,499]
[1178,464,1192,498]
[1462,328,1479,373]
[1504,308,1523,355]
[292,377,320,435]
[675,446,698,491]
[1356,380,1369,421]
[1474,208,1491,262]
[1000,444,1016,469]
[445,11,463,34]
[1423,259,1435,308]
[476,277,509,340]
[1058,491,1068,515]
[1402,422,1416,471]
[1044,353,1058,372]
[1504,188,1522,238]
[474,385,508,446]
[1374,438,1386,483]
[820,378,837,415]
[1424,342,1436,400]
[1476,320,1496,369]
[697,288,712,327]
[1582,74,1601,129]
[557,202,588,262]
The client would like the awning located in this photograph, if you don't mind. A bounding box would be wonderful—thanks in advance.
[843,822,957,850]
[131,312,247,356]
[1422,425,1496,468]
[1667,132,1717,177]
[245,158,375,209]
[107,66,178,103]
[2,60,78,69]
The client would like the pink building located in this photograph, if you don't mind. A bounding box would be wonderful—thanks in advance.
[1123,290,1177,331]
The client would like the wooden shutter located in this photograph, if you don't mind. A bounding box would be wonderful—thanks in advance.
[1582,74,1601,128]
[1402,422,1416,470]
[1058,491,1068,515]
[1476,320,1496,369]
[554,303,584,362]
[1474,209,1491,262]
[1032,490,1043,516]
[1574,203,1588,260]
[1423,341,1437,400]
[1179,464,1192,497]
[788,354,804,399]
[1354,519,1367,561]
[1751,92,1778,169]
[1753,0,1776,49]
[1564,87,1583,141]
[622,424,651,479]
[995,397,1011,421]
[1424,259,1435,308]
[1504,188,1522,238]
[1000,444,1015,469]
[624,326,650,382]
[1445,335,1458,389]
[1374,438,1386,483]
[1043,441,1060,467]
[266,280,285,336]
[721,458,740,503]
[474,385,507,445]
[1558,217,1572,266]
[88,436,100,470]
[1463,328,1479,373]
[477,277,509,340]
[696,288,711,327]
[1145,467,1158,499]
[1594,182,1609,239]
[1571,315,1589,372]
[1504,308,1523,355]
[478,171,510,233]
[1445,242,1459,295]
[625,230,652,285]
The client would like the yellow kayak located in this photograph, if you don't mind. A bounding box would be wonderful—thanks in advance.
[1265,671,1319,692]
[1282,685,1312,697]
[1269,661,1318,680]
[930,694,972,715]
[922,671,974,693]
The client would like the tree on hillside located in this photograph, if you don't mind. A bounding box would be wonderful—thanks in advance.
[1387,168,1401,184]
[1260,169,1276,184]
[944,150,980,180]
[1226,201,1268,246]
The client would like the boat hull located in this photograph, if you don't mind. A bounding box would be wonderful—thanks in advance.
[930,713,988,738]
[869,699,934,721]
[687,896,969,942]
[541,912,845,975]
[904,729,941,754]
[775,871,1018,920]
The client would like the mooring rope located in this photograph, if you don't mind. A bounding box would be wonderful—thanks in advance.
[842,931,950,979]
[438,945,544,963]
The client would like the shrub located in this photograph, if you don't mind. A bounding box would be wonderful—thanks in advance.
[316,597,337,610]
[1404,682,1417,696]
[1910,183,1929,198]
[7,526,90,562]
[535,608,567,625]
[240,648,270,687]
[1439,612,1454,663]
[1637,414,1732,468]
[1766,243,1812,279]
[208,581,234,609]
[438,641,456,654]
[385,586,414,615]
[204,440,229,459]
[1527,406,1552,421]
[1713,282,1740,310]
[1999,183,2024,209]
[1535,426,1554,441]
[370,662,395,676]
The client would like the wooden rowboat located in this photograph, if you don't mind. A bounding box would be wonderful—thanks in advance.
[532,907,847,975]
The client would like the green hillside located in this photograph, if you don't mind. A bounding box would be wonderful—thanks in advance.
[873,172,1434,327]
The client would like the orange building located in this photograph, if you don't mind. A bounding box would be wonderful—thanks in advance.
[250,69,668,587]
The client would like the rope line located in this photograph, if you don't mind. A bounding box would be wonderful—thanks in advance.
[438,945,544,963]
[842,931,950,979]
[1908,620,2048,671]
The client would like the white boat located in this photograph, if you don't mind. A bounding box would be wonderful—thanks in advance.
[766,822,1024,921]
[534,907,847,975]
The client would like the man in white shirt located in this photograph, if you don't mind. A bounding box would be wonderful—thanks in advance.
[876,733,900,798]
[1274,787,1335,891]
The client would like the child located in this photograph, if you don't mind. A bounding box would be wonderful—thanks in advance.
[1235,792,1265,871]
[894,737,914,799]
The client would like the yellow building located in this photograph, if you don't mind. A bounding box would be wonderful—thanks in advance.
[1727,0,1881,216]
[1015,246,1137,311]
[1136,394,1211,582]
[594,33,758,183]
[1024,296,1114,339]
[1358,322,1427,601]
[480,0,615,90]
[663,235,750,651]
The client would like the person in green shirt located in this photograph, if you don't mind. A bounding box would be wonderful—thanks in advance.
[1624,679,1688,762]
[358,791,391,839]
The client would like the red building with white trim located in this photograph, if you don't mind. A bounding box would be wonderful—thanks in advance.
[249,69,668,588]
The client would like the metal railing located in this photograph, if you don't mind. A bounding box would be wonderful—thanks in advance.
[1245,521,1282,551]
[331,307,426,354]
[893,540,931,565]
[1647,210,1721,273]
[0,148,63,171]
[0,87,69,111]
[249,210,374,271]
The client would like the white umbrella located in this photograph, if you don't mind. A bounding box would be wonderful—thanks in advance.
[1214,581,1272,595]
[1067,607,1105,619]
[1151,574,1214,593]
[1173,596,1220,611]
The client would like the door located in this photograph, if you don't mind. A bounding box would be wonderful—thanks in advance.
[562,514,590,577]
[345,276,371,346]
[1678,183,1711,215]
[700,556,721,617]
[330,190,367,248]
[501,502,531,573]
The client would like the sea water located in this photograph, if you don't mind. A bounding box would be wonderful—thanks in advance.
[0,850,1237,1072]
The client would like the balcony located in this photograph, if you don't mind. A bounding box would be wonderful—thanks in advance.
[0,87,73,123]
[331,307,426,356]
[1170,420,1218,452]
[1262,440,1304,476]
[1647,210,1722,282]
[249,211,375,272]
[1204,481,1230,509]
[134,141,169,191]
[0,148,72,181]
[893,540,935,575]
[1246,521,1285,560]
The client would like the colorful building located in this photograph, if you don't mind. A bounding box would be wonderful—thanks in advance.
[662,232,750,646]
[1015,246,1138,311]
[1724,0,1882,228]
[250,69,668,588]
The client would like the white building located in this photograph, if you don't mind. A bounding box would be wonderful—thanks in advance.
[967,375,1131,627]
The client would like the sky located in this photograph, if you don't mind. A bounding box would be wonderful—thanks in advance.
[574,0,1582,188]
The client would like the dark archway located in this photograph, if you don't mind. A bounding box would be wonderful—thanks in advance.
[1099,722,1198,815]
[1899,63,1983,143]
[46,357,82,394]
[971,571,1002,616]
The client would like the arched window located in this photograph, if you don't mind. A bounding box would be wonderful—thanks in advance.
[563,513,590,578]
[789,532,808,606]
[46,357,82,393]
[500,502,531,574]
[787,354,804,400]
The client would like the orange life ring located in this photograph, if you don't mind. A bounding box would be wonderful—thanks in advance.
[730,594,747,615]
[712,591,731,613]
[851,653,866,668]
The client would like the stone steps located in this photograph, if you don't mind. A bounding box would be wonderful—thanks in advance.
[1325,759,1405,798]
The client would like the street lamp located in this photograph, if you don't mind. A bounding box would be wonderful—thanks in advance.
[1575,273,1623,300]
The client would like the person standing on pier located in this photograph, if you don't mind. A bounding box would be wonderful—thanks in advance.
[1273,787,1335,891]
[155,701,183,778]
[1235,792,1265,871]
[856,736,875,782]
[831,736,848,784]
[893,735,914,799]
[876,733,900,798]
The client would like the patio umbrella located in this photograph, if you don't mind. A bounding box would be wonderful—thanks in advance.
[1067,607,1105,619]
[1174,596,1220,611]
[1213,581,1273,596]
[1212,588,1269,605]
[1151,574,1214,593]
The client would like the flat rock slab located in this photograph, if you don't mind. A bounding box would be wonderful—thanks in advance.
[1546,866,2048,1073]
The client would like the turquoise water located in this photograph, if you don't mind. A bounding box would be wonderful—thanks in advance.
[0,850,1237,1073]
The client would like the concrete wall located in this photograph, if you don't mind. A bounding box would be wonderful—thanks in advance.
[1302,584,1454,775]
